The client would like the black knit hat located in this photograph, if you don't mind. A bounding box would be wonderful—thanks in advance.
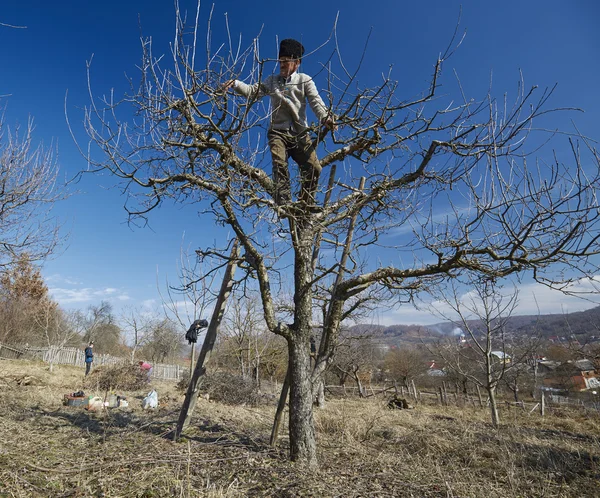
[279,39,305,60]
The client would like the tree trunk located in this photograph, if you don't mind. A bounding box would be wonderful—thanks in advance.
[513,384,520,403]
[531,360,539,399]
[286,215,319,465]
[288,336,317,465]
[353,371,365,398]
[314,377,325,408]
[488,387,500,428]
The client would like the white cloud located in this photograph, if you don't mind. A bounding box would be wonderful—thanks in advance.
[44,273,83,286]
[371,277,600,326]
[49,287,131,305]
[141,299,157,309]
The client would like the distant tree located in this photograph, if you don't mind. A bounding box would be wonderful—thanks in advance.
[141,317,184,363]
[545,344,576,363]
[383,346,428,390]
[255,334,288,383]
[431,280,535,427]
[77,301,123,354]
[0,253,49,301]
[331,333,383,397]
[121,306,153,363]
[221,294,270,381]
[0,253,55,344]
[83,5,600,464]
[36,303,81,372]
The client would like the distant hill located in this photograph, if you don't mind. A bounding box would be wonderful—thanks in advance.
[350,305,600,347]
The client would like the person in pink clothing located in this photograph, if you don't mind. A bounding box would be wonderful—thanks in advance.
[139,361,153,382]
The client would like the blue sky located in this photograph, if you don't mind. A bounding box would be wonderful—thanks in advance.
[1,0,599,326]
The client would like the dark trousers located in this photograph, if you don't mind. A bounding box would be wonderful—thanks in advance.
[268,129,322,205]
[85,362,92,376]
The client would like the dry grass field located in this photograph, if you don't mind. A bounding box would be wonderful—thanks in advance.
[0,359,598,497]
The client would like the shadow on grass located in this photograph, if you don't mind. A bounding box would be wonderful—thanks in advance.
[29,404,277,456]
[509,439,600,483]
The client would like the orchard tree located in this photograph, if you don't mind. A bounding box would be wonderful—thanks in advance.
[121,306,154,363]
[221,293,273,382]
[383,346,428,390]
[429,279,538,427]
[82,4,600,464]
[141,317,184,363]
[330,333,383,396]
[77,301,123,354]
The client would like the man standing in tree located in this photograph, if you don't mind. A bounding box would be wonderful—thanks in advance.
[224,38,335,208]
[84,342,94,376]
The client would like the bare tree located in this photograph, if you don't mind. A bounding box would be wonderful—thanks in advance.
[36,302,81,373]
[78,301,123,354]
[141,317,184,363]
[384,346,428,391]
[330,333,382,397]
[81,4,600,464]
[221,293,272,383]
[0,115,63,266]
[160,244,218,332]
[121,306,153,363]
[429,279,535,427]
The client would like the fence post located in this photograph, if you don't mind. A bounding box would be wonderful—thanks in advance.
[540,392,545,417]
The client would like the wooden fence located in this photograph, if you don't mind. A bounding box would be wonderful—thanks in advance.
[325,383,600,414]
[0,343,185,381]
[0,343,28,361]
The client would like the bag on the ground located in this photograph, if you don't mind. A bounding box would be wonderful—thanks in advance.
[142,390,158,409]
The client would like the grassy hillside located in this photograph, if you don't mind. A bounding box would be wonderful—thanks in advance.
[352,305,600,347]
[0,359,598,496]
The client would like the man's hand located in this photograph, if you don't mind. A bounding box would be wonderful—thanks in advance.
[222,79,236,91]
[324,116,337,132]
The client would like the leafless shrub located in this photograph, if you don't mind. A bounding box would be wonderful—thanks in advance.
[199,371,275,406]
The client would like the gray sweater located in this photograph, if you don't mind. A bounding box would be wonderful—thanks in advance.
[233,72,329,132]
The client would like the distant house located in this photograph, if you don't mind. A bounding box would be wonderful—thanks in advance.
[544,359,599,391]
[537,360,560,375]
[427,360,445,377]
[491,351,511,364]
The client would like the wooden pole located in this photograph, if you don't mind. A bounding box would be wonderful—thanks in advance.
[270,367,290,446]
[189,342,196,378]
[174,240,239,441]
[540,392,545,417]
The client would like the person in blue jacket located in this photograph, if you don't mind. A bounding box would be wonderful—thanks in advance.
[84,342,94,376]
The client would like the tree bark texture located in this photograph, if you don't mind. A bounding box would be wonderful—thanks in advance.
[287,220,318,465]
[288,336,317,465]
